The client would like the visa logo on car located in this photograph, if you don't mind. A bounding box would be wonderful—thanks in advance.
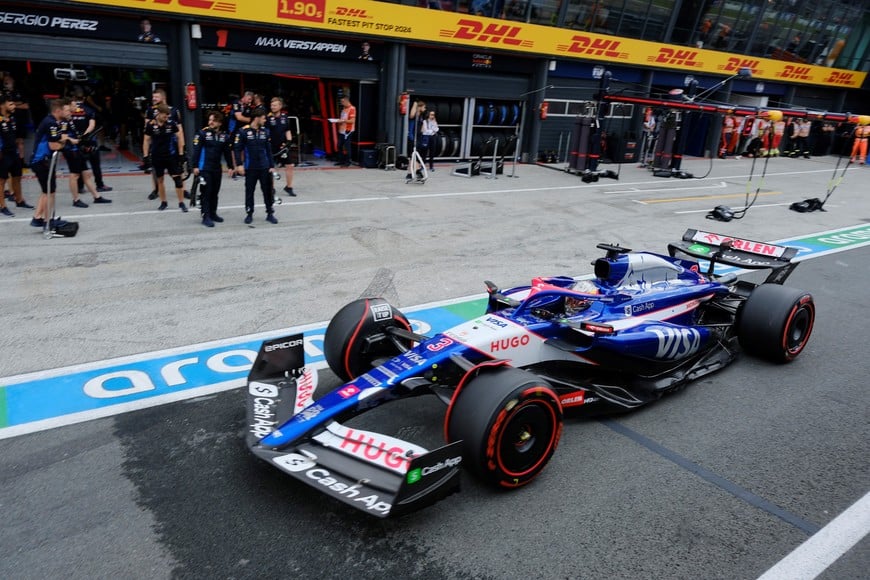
[651,327,701,360]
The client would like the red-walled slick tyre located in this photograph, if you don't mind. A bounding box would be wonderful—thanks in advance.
[737,284,815,363]
[324,298,412,382]
[447,367,563,488]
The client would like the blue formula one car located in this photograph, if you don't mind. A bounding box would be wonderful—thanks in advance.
[245,229,815,517]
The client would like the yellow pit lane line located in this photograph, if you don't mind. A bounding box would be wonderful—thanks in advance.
[635,191,783,204]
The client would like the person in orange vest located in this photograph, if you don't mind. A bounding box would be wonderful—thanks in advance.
[771,117,786,156]
[719,113,736,158]
[849,116,870,165]
[757,116,771,157]
[729,116,741,155]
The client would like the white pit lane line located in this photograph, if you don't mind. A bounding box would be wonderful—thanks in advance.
[674,202,795,214]
[757,490,870,580]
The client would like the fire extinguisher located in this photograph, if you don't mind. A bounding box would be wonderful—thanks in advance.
[539,101,549,120]
[186,82,197,111]
[398,92,409,116]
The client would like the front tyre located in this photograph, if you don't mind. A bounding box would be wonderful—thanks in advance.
[737,284,815,363]
[323,298,412,382]
[446,367,562,488]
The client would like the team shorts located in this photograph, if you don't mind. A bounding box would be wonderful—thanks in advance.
[0,152,23,179]
[63,150,89,174]
[31,157,58,194]
[152,155,181,178]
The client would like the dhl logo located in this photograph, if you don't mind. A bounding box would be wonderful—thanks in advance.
[824,71,856,86]
[648,48,702,68]
[129,0,236,12]
[440,18,533,48]
[556,36,627,59]
[334,6,370,18]
[778,65,812,80]
[719,57,762,76]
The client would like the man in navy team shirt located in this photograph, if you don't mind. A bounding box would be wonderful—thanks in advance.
[233,107,277,224]
[65,92,112,208]
[266,96,296,197]
[142,103,188,212]
[29,99,72,228]
[191,110,233,227]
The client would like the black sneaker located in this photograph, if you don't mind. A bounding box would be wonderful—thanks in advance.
[210,214,224,223]
[3,190,12,200]
[244,213,253,224]
[1,207,14,217]
[16,201,34,209]
[158,201,168,210]
[266,213,278,224]
[179,202,189,213]
[93,197,112,204]
[202,216,215,227]
[96,185,113,192]
[148,190,159,200]
[30,217,46,228]
[73,199,89,208]
[283,186,296,197]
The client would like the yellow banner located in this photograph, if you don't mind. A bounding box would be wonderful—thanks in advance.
[69,0,866,89]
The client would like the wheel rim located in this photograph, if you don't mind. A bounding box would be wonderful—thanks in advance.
[785,305,813,354]
[496,400,558,478]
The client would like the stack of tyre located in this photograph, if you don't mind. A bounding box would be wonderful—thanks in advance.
[426,101,463,158]
[470,101,520,159]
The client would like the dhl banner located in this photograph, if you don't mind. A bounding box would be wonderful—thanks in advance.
[68,0,866,89]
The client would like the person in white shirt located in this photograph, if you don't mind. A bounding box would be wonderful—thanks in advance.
[421,109,439,171]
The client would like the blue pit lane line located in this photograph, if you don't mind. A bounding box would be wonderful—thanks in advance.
[601,419,821,536]
[2,224,870,439]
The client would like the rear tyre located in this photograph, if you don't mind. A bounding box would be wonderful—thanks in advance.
[737,284,815,363]
[324,298,412,381]
[446,367,562,488]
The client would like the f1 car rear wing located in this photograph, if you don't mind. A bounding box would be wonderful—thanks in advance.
[668,229,799,283]
[245,334,461,518]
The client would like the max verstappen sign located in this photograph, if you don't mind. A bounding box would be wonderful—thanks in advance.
[199,25,357,59]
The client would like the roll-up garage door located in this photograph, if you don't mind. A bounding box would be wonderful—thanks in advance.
[0,33,167,68]
[790,87,840,110]
[406,69,527,99]
[199,50,378,81]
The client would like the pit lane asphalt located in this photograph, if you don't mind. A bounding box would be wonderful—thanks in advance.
[1,156,868,578]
